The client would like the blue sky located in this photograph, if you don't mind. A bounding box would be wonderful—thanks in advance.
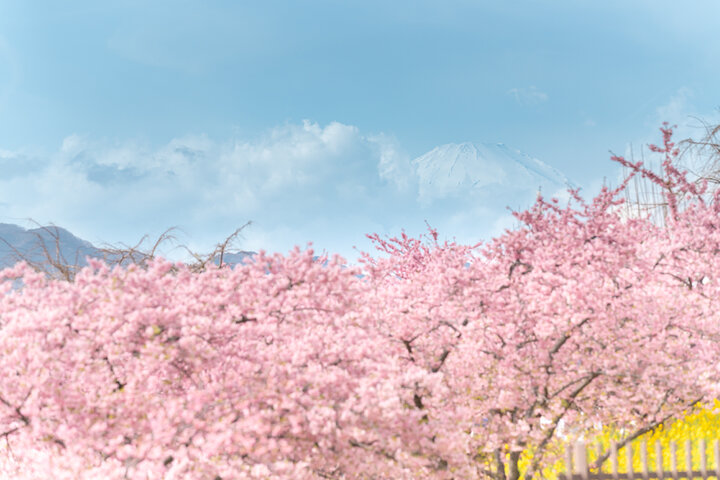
[0,1,718,264]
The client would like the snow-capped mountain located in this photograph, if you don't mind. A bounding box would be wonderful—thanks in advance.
[412,142,574,203]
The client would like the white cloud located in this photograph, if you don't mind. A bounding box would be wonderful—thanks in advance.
[370,133,415,192]
[60,134,85,155]
[222,120,365,193]
[0,120,576,264]
[507,86,549,106]
[0,121,416,263]
[653,87,696,127]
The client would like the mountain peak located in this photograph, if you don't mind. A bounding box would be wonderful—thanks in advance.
[411,141,574,203]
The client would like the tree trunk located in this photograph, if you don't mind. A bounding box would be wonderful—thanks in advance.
[494,449,507,480]
[507,451,521,480]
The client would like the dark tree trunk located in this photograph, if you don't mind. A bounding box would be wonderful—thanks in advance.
[494,449,507,480]
[507,451,521,480]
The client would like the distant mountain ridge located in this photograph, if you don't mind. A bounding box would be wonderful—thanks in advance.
[0,223,102,271]
[0,223,257,273]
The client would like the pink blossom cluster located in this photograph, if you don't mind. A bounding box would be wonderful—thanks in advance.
[1,126,720,479]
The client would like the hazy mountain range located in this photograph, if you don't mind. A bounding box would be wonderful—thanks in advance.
[0,223,256,273]
[0,140,575,276]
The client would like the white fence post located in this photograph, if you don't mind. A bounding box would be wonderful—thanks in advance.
[655,441,663,480]
[564,438,720,480]
[574,441,588,480]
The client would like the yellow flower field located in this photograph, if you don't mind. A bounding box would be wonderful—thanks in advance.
[507,401,720,479]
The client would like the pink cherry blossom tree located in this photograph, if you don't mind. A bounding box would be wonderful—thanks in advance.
[358,124,720,478]
[0,249,445,479]
[1,125,719,479]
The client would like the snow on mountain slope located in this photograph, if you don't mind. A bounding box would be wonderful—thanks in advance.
[412,142,574,203]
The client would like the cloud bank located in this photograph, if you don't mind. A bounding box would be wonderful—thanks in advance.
[0,121,573,264]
